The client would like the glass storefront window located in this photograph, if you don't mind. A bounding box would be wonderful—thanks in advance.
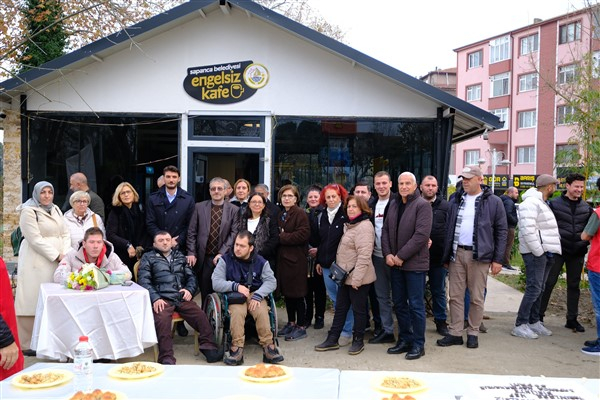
[273,117,434,203]
[189,116,263,139]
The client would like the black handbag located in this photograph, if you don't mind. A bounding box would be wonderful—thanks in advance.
[225,263,254,304]
[329,261,355,286]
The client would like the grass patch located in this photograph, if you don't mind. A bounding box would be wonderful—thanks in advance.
[495,274,525,292]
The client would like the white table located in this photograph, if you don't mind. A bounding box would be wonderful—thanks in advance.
[338,370,599,400]
[31,283,157,361]
[0,363,341,399]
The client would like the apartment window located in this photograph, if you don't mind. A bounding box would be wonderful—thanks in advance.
[490,36,510,63]
[519,73,538,92]
[520,34,539,55]
[490,108,509,130]
[559,21,581,44]
[466,84,481,101]
[490,73,510,97]
[518,110,537,128]
[517,147,536,164]
[558,64,576,84]
[557,105,575,125]
[465,150,481,166]
[468,50,483,68]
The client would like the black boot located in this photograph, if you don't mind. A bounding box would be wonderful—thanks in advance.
[434,319,450,336]
[348,335,364,355]
[315,333,340,352]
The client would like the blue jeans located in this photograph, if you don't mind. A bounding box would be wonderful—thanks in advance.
[428,266,447,321]
[391,269,426,347]
[516,253,553,326]
[323,267,353,337]
[588,270,600,339]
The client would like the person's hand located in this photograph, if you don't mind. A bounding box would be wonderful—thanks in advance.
[171,236,179,248]
[186,255,196,266]
[490,262,502,276]
[315,264,323,275]
[55,254,65,262]
[212,254,222,265]
[308,248,318,258]
[237,285,250,298]
[179,289,192,301]
[394,256,404,267]
[153,299,167,313]
[127,245,136,258]
[385,255,396,267]
[0,342,19,370]
[248,299,260,311]
[427,239,432,249]
[443,263,449,269]
[352,284,359,290]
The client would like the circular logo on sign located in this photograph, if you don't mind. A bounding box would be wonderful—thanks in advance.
[243,63,269,89]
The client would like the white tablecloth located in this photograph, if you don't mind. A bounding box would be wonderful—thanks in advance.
[338,370,599,400]
[31,283,157,361]
[0,363,341,399]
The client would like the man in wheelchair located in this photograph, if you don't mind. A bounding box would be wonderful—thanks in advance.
[138,231,223,365]
[212,230,284,365]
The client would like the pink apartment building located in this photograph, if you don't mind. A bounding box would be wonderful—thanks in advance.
[454,6,600,191]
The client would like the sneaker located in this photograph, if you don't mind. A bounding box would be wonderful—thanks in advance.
[581,344,600,356]
[511,324,539,339]
[277,322,294,337]
[263,345,284,364]
[338,335,352,347]
[529,321,552,336]
[502,264,516,270]
[584,338,600,347]
[202,348,224,363]
[479,322,488,333]
[565,319,585,333]
[285,325,307,341]
[224,347,244,365]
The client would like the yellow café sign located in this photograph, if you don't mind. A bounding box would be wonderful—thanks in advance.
[183,60,269,104]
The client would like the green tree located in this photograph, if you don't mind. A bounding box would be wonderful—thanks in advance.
[18,0,67,73]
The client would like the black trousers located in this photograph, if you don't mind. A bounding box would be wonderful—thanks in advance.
[329,283,371,339]
[305,274,326,323]
[540,253,585,321]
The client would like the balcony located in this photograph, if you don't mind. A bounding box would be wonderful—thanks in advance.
[487,130,508,145]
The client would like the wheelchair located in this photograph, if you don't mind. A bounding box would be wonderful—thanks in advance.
[203,292,279,354]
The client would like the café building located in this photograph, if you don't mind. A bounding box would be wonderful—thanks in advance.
[0,0,500,260]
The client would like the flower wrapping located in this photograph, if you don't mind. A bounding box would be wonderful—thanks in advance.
[66,263,110,290]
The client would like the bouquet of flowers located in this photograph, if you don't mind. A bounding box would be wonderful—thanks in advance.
[66,263,110,291]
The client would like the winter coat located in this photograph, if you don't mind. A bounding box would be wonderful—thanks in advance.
[517,188,562,257]
[313,205,347,269]
[443,186,508,264]
[137,248,197,305]
[0,258,24,380]
[429,196,450,266]
[549,193,593,256]
[212,252,276,303]
[53,240,132,284]
[382,191,432,272]
[106,203,150,272]
[277,205,310,298]
[239,214,279,266]
[500,194,519,228]
[335,215,376,287]
[15,204,71,316]
[146,187,195,251]
[63,208,105,249]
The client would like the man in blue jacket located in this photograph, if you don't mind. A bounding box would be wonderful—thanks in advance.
[438,166,507,350]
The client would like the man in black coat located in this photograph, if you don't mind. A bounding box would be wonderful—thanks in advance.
[500,187,519,270]
[541,173,593,332]
[138,231,222,365]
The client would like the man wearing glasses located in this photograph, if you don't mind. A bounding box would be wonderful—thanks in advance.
[187,177,240,302]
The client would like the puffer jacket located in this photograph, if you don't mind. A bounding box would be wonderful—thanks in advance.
[429,196,450,266]
[137,247,197,305]
[335,214,376,287]
[517,188,562,256]
[549,192,593,256]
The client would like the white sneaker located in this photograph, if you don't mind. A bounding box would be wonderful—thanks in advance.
[529,321,552,336]
[511,324,539,339]
[338,335,352,347]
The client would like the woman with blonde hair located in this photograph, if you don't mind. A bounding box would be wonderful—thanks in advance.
[106,182,149,274]
[231,178,251,218]
[15,181,71,355]
[63,190,106,249]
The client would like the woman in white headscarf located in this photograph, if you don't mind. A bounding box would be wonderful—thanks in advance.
[15,181,71,354]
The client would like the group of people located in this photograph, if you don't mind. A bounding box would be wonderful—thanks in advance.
[3,163,599,376]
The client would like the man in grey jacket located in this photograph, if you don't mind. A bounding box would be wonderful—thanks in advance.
[212,231,283,366]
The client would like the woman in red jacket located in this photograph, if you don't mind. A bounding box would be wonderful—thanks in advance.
[0,257,24,380]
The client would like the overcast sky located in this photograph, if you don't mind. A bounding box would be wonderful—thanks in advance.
[308,0,587,77]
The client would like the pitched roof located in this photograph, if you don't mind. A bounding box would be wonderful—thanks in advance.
[0,0,501,141]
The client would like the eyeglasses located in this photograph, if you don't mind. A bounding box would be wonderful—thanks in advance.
[74,200,89,204]
[210,187,224,192]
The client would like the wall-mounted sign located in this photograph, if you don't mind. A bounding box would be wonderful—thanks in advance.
[483,174,509,190]
[513,175,537,189]
[183,60,269,104]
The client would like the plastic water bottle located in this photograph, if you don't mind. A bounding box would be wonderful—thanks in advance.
[73,336,93,393]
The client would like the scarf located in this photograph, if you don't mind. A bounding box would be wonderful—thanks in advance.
[22,181,55,213]
[83,244,107,267]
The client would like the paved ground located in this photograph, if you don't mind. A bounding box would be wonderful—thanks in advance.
[24,275,599,379]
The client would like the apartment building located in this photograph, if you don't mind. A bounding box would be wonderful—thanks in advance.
[454,6,600,191]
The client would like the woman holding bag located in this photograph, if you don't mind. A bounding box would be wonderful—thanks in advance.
[315,195,375,355]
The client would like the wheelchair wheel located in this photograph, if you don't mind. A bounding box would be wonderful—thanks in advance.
[267,294,279,343]
[203,293,225,351]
